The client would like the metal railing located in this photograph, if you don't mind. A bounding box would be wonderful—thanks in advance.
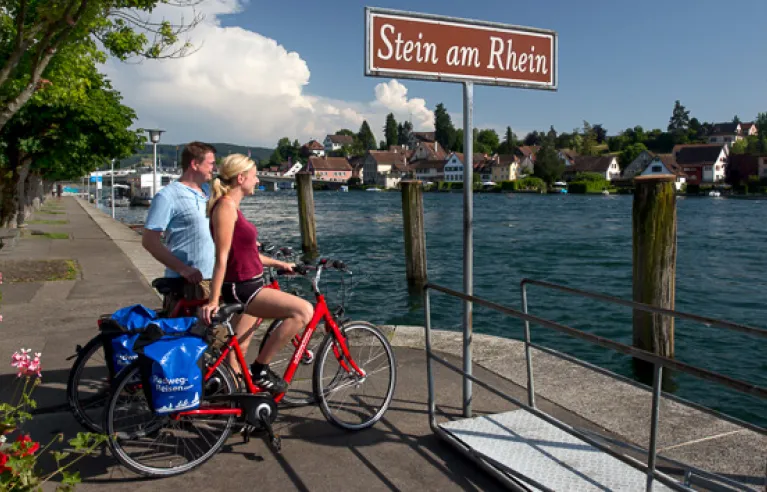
[423,280,767,492]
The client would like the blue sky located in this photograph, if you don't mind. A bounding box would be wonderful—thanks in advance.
[106,0,767,146]
[233,0,765,134]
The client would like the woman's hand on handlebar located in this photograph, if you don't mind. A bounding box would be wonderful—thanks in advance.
[200,301,220,325]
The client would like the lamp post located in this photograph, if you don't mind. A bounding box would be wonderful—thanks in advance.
[146,129,164,197]
[110,158,116,218]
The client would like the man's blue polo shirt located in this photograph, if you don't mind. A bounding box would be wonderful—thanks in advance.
[144,181,215,279]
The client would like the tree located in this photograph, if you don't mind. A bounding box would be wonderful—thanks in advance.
[434,103,456,151]
[730,138,748,155]
[547,125,557,141]
[667,100,690,134]
[497,126,517,154]
[0,44,141,225]
[523,131,542,146]
[579,121,598,156]
[533,136,564,185]
[384,113,398,148]
[454,128,464,153]
[475,128,499,155]
[336,129,355,137]
[619,143,648,170]
[357,120,376,152]
[732,115,741,124]
[378,140,387,151]
[0,0,202,132]
[397,121,413,148]
[689,118,704,141]
[593,124,607,144]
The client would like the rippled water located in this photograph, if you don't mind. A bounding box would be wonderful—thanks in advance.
[98,191,767,425]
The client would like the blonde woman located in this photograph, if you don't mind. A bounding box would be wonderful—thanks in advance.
[200,154,313,393]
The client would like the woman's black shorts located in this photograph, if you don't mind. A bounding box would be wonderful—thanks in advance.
[221,275,265,307]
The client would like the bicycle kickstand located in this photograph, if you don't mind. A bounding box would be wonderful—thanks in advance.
[259,408,282,453]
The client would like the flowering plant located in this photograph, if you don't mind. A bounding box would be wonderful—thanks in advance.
[1,348,106,491]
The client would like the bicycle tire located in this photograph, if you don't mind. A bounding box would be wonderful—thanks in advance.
[66,334,111,432]
[313,321,396,430]
[103,360,237,477]
[258,319,322,406]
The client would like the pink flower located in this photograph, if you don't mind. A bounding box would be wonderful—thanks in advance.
[10,349,41,378]
[0,271,3,284]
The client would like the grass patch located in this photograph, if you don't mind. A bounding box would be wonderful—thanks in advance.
[38,210,65,215]
[28,219,69,225]
[0,259,79,282]
[23,230,70,239]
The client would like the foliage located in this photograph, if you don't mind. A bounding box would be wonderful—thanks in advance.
[434,103,456,151]
[384,113,398,148]
[592,124,607,143]
[619,143,648,170]
[0,0,204,131]
[475,129,499,155]
[496,126,517,154]
[667,100,690,135]
[523,131,542,146]
[268,137,301,167]
[357,120,376,152]
[532,137,564,184]
[730,138,749,155]
[1,348,107,490]
[396,121,413,148]
[579,121,598,156]
[568,176,609,194]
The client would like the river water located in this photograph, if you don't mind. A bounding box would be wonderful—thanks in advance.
[97,191,767,426]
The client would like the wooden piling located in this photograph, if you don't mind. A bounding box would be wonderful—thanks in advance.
[401,180,427,286]
[632,174,677,375]
[295,172,318,255]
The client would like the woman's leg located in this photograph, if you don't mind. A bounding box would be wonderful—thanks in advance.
[244,289,313,365]
[227,313,261,374]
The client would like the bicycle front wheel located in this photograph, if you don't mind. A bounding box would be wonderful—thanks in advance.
[103,360,237,477]
[313,321,396,430]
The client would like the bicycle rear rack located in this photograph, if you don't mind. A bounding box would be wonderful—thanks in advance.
[423,279,767,491]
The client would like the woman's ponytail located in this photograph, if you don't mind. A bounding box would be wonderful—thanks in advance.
[206,153,256,216]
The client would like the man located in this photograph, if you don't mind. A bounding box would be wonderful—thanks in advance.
[142,141,217,313]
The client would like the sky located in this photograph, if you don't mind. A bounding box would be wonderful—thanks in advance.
[101,0,767,148]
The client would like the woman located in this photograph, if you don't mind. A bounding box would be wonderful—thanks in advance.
[200,154,313,394]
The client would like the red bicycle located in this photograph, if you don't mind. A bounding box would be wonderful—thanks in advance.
[66,244,303,432]
[102,258,397,477]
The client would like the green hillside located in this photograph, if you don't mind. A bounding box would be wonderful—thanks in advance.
[116,143,273,168]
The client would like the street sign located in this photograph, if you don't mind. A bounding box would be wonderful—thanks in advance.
[89,176,103,183]
[365,8,557,90]
[365,7,558,417]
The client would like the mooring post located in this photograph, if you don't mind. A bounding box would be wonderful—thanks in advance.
[401,180,427,286]
[632,174,676,379]
[295,171,318,256]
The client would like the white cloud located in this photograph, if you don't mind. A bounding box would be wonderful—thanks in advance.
[100,0,434,148]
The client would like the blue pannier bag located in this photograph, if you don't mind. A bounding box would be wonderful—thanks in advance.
[139,335,209,414]
[102,304,201,379]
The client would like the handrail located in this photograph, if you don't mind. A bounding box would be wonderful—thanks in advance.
[520,278,767,339]
[423,280,765,492]
[426,282,767,400]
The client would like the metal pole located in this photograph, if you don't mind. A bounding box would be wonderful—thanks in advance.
[111,159,115,218]
[646,364,663,492]
[152,142,157,197]
[424,287,436,429]
[462,81,474,418]
[521,283,536,408]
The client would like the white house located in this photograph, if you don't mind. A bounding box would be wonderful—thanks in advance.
[563,156,621,181]
[622,150,656,178]
[410,141,446,162]
[443,153,464,183]
[640,154,687,190]
[707,122,742,145]
[302,140,325,157]
[411,160,446,182]
[323,134,355,153]
[515,145,539,174]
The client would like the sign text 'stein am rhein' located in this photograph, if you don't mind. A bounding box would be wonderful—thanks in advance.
[366,9,557,90]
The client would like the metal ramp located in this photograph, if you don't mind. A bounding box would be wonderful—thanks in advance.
[423,280,767,491]
[440,410,672,491]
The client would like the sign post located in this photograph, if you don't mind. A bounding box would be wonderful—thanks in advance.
[365,7,557,417]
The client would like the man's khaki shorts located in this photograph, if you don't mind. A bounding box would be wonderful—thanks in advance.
[161,279,211,315]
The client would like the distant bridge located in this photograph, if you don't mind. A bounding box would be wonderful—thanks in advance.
[256,173,347,191]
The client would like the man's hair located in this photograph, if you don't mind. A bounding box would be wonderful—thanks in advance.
[181,141,217,171]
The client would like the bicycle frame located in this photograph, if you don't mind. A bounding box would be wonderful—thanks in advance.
[180,268,364,418]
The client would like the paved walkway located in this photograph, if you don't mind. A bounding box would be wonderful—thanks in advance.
[0,197,763,491]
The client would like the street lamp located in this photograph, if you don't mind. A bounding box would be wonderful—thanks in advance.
[146,128,164,197]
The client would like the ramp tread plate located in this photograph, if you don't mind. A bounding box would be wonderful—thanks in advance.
[440,409,673,491]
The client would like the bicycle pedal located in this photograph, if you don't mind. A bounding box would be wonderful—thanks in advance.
[242,426,250,443]
[271,435,282,453]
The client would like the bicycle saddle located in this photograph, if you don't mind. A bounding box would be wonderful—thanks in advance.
[211,303,244,324]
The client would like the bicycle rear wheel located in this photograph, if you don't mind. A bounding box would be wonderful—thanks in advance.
[313,321,396,430]
[258,319,324,406]
[103,360,237,477]
[66,334,111,432]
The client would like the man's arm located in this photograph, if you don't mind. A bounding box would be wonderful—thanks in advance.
[142,230,202,283]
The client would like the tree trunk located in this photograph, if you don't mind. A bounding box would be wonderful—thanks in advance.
[16,159,32,228]
[0,147,24,227]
